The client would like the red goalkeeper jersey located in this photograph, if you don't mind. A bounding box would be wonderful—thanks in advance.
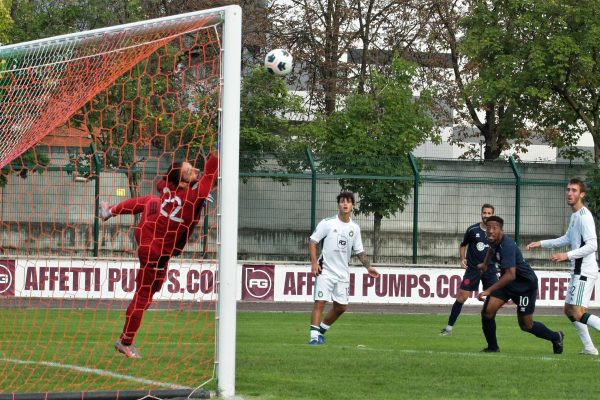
[111,154,218,268]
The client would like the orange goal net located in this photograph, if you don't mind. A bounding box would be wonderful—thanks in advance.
[0,6,241,400]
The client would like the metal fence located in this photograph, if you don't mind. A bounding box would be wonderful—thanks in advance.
[0,151,590,269]
[237,153,587,269]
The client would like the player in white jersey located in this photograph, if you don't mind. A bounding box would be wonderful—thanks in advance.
[308,190,380,345]
[527,178,600,355]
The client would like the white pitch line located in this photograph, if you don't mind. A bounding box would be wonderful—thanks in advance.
[398,348,563,361]
[304,343,568,361]
[397,349,563,361]
[0,358,191,389]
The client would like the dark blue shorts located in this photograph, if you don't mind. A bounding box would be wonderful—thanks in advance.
[460,267,498,291]
[491,284,537,315]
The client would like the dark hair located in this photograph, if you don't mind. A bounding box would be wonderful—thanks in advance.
[166,162,184,186]
[486,215,504,228]
[481,203,495,213]
[336,190,355,204]
[569,177,587,193]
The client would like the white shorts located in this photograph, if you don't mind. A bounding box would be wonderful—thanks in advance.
[313,273,349,305]
[566,274,597,307]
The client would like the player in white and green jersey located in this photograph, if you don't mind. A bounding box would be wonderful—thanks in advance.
[308,190,380,345]
[527,178,600,355]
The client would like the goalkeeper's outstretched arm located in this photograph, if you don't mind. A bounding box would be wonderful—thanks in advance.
[193,152,218,202]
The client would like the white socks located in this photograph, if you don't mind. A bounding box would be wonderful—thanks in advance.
[310,325,320,341]
[310,322,331,341]
[573,321,597,352]
[585,313,600,332]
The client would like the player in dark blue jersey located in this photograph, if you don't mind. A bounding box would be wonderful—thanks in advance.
[440,204,497,336]
[477,216,564,353]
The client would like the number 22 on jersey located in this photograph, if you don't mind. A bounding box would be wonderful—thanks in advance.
[160,192,184,223]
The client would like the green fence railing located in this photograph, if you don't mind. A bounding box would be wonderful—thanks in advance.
[0,151,589,268]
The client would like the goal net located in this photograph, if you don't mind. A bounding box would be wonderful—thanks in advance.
[0,6,240,400]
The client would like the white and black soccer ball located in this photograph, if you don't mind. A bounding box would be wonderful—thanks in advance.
[264,49,293,76]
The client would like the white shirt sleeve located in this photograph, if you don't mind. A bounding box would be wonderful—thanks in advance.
[568,212,598,260]
[541,214,573,248]
[541,234,571,249]
[310,219,328,243]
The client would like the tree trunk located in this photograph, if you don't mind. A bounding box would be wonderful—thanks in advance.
[372,212,382,263]
[594,136,600,166]
[595,139,600,244]
[128,170,141,218]
[483,139,502,160]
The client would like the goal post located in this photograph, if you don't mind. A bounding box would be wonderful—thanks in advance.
[217,5,241,399]
[0,5,241,399]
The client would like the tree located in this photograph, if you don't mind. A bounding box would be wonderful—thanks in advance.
[239,67,303,172]
[274,0,428,117]
[138,0,278,72]
[2,1,291,188]
[8,0,142,43]
[352,0,427,94]
[71,37,220,198]
[460,0,600,163]
[279,0,355,115]
[0,151,50,188]
[0,0,12,44]
[302,56,438,261]
[419,0,531,160]
[0,2,51,187]
[5,1,231,197]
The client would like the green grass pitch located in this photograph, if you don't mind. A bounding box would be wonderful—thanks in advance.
[3,308,600,399]
[236,310,600,400]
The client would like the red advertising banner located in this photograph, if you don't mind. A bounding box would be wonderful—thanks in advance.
[0,259,15,296]
[0,258,587,306]
[241,264,275,301]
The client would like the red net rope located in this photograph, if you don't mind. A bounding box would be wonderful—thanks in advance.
[0,13,221,169]
[1,12,223,395]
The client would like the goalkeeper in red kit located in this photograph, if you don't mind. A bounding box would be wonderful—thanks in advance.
[100,152,218,358]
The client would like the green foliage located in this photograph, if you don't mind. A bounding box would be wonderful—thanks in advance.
[0,3,13,150]
[585,163,600,220]
[461,0,600,162]
[3,4,218,192]
[0,148,50,187]
[0,56,7,103]
[305,56,437,218]
[7,0,143,43]
[240,67,303,172]
[75,43,219,174]
[0,0,12,44]
[2,0,145,187]
[0,0,53,186]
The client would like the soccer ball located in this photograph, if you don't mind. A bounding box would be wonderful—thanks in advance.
[264,49,293,76]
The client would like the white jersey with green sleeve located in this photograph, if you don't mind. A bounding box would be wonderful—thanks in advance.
[540,206,598,278]
[310,215,364,282]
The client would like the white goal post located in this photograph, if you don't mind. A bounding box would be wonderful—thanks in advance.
[217,4,242,399]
